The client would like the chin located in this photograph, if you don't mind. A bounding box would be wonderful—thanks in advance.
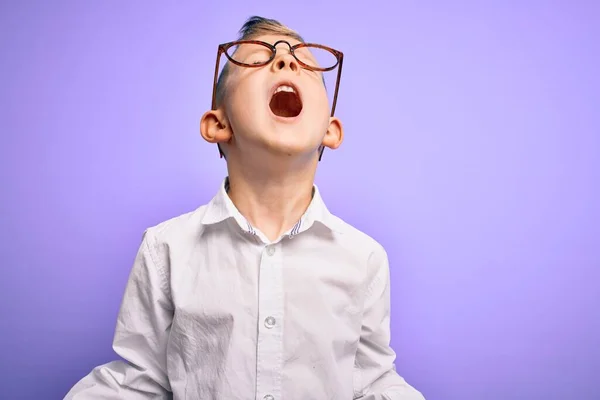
[265,135,322,159]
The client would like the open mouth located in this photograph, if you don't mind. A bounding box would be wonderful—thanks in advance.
[269,83,303,118]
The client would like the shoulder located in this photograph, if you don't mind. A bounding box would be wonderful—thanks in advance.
[140,202,212,256]
[323,213,391,296]
[326,213,388,265]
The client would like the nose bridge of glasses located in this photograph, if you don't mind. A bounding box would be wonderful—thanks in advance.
[272,40,297,61]
[273,40,293,53]
[271,41,299,69]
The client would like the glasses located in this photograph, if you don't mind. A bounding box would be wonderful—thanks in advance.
[210,39,344,160]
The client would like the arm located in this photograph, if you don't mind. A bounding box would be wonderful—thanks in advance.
[353,245,425,400]
[64,230,173,399]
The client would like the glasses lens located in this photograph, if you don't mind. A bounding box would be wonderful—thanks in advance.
[294,45,338,70]
[226,42,273,66]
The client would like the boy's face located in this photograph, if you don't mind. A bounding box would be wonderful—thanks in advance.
[201,34,343,160]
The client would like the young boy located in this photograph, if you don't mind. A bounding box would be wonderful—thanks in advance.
[65,16,425,400]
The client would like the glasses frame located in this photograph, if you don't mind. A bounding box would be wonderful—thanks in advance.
[210,39,344,161]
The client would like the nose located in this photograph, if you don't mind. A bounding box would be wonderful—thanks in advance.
[271,45,299,73]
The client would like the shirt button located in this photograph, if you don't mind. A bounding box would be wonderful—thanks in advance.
[264,395,274,400]
[264,316,276,329]
[266,246,275,256]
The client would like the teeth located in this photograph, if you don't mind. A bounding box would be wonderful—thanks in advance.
[275,85,296,94]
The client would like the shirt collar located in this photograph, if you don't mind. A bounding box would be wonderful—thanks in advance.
[200,177,341,237]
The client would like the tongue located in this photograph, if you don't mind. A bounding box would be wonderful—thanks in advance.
[269,91,302,118]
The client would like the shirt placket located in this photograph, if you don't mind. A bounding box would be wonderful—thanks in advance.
[255,242,284,400]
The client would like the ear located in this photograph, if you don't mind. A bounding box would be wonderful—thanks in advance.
[321,117,344,150]
[200,109,232,144]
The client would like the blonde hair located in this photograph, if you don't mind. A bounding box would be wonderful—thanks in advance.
[214,16,305,107]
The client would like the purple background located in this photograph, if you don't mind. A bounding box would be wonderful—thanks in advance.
[1,1,599,399]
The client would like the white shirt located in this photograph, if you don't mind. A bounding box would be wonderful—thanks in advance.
[65,178,425,400]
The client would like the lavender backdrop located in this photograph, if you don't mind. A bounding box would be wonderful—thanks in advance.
[1,1,599,399]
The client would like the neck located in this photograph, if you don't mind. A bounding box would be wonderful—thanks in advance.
[226,153,317,242]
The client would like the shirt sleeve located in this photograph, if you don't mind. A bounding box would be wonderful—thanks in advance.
[64,230,173,399]
[353,245,426,400]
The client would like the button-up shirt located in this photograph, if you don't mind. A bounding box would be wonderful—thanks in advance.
[64,178,425,400]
